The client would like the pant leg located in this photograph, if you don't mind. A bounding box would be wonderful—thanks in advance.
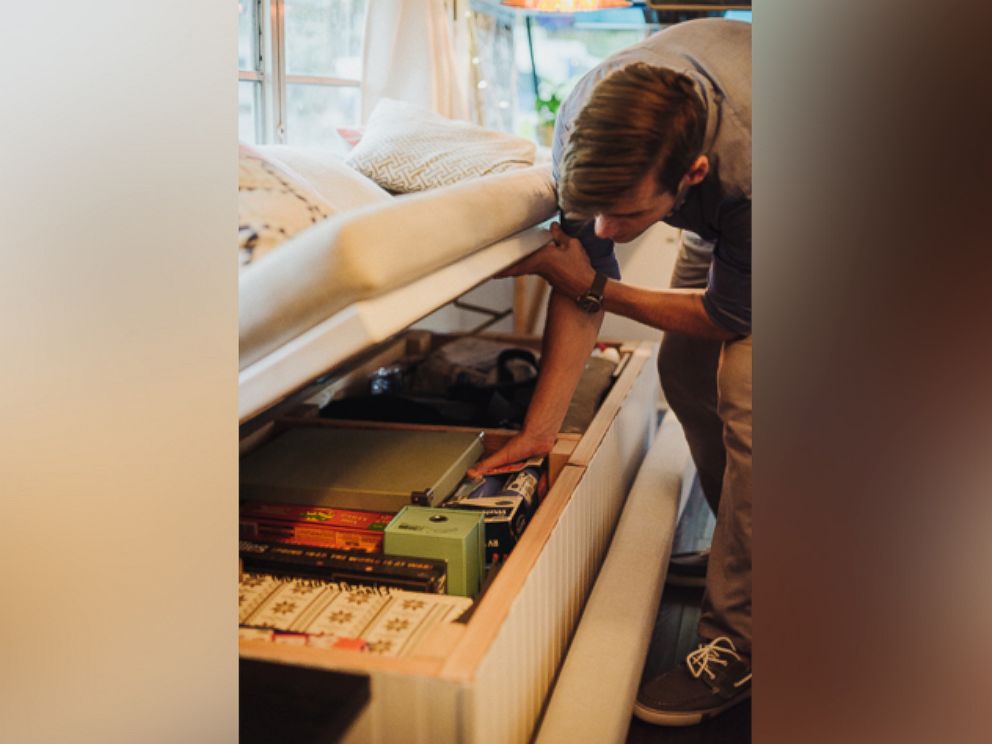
[660,231,753,657]
[657,231,726,512]
[697,335,753,658]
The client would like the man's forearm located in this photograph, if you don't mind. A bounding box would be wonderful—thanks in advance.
[523,290,603,440]
[602,281,737,340]
[526,222,736,341]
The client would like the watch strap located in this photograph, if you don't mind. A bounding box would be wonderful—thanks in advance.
[576,271,608,313]
[588,271,607,297]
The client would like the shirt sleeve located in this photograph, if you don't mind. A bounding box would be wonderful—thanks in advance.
[701,200,751,335]
[559,211,621,280]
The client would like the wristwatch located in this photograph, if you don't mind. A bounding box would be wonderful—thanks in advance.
[576,271,608,313]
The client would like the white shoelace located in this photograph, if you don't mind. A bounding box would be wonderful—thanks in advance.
[686,636,753,688]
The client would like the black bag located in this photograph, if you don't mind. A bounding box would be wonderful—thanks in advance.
[319,348,540,430]
[444,348,540,429]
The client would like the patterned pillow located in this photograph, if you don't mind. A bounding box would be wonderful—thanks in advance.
[239,144,332,268]
[345,98,536,193]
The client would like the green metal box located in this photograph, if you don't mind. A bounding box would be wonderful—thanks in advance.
[384,506,486,598]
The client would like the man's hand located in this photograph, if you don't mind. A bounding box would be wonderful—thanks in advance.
[497,222,596,299]
[466,430,557,479]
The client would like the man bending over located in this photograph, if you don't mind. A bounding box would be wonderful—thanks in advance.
[469,18,752,727]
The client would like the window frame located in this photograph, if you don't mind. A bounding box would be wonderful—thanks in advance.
[239,0,365,145]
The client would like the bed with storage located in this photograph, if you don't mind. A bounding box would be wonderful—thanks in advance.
[237,142,662,743]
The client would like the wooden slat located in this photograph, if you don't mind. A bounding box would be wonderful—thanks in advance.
[513,276,528,334]
[548,436,577,487]
[524,277,549,335]
[239,638,445,677]
[439,330,542,351]
[283,403,321,419]
[239,420,276,456]
[508,275,550,337]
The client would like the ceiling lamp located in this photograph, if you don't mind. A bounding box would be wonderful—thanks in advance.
[502,0,631,11]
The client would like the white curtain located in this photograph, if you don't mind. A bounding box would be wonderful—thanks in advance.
[361,0,469,123]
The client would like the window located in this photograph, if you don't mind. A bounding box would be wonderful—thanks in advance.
[238,0,368,146]
[238,0,264,143]
[468,1,750,144]
[512,8,652,141]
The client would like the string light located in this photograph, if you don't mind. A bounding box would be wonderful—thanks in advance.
[501,0,630,10]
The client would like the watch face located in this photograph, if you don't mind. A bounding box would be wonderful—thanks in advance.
[577,293,602,313]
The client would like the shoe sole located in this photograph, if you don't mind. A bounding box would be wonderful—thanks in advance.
[632,690,751,727]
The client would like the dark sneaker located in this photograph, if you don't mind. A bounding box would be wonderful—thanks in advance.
[633,636,752,726]
[666,548,709,587]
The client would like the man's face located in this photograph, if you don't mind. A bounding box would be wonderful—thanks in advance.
[592,171,676,244]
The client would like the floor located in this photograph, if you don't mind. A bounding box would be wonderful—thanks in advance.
[625,474,751,744]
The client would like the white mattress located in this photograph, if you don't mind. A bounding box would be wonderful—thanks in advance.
[239,165,557,421]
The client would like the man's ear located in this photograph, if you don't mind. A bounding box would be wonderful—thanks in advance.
[683,155,709,186]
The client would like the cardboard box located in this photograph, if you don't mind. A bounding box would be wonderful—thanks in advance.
[445,494,529,565]
[240,427,485,512]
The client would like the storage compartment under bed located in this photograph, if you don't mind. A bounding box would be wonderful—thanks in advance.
[238,331,661,744]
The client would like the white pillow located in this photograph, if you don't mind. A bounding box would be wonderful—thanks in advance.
[345,98,536,193]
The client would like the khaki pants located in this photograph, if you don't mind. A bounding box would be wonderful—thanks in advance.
[658,231,752,658]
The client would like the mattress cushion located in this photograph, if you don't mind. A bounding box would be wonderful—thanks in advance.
[239,145,391,270]
[239,164,556,370]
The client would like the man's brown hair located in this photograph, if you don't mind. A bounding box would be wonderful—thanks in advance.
[560,63,706,217]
